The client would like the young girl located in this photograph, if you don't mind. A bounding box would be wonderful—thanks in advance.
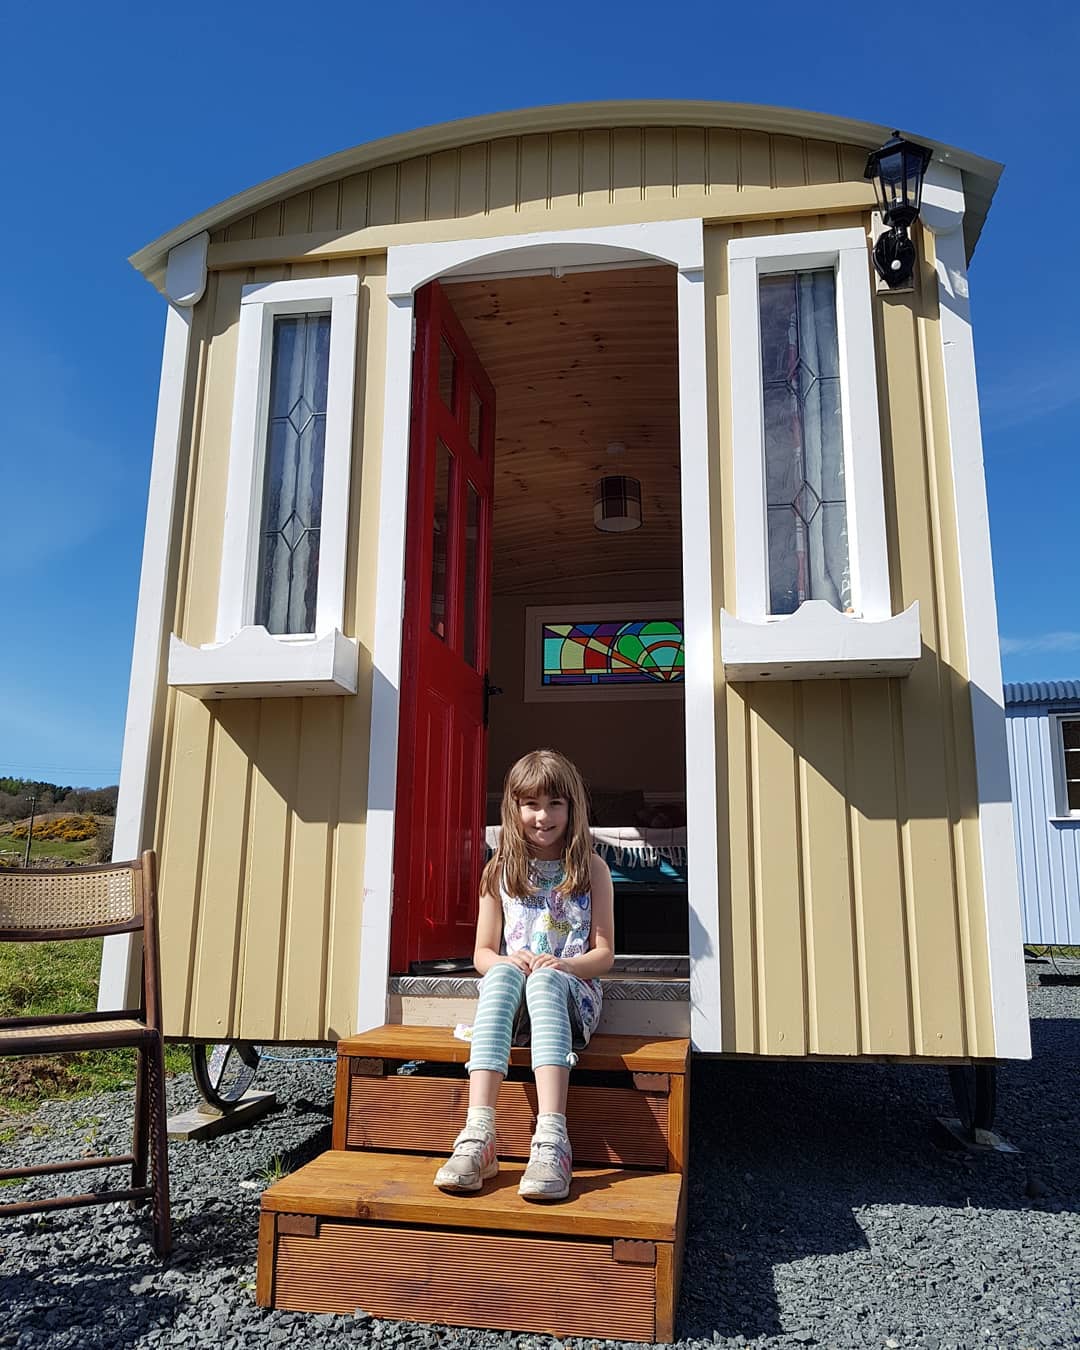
[434,748,614,1202]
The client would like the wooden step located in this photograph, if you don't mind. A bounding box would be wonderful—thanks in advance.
[332,1026,690,1172]
[257,1150,685,1341]
[337,1025,689,1075]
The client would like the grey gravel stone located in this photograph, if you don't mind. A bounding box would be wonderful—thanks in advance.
[1,964,1079,1347]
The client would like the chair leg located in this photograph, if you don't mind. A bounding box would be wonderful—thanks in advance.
[146,1036,172,1258]
[131,1047,149,1205]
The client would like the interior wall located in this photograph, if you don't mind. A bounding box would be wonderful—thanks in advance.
[486,577,686,809]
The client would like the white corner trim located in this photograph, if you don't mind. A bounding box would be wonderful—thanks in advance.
[217,274,360,644]
[924,161,1030,1060]
[167,626,358,698]
[358,219,722,1052]
[386,218,705,299]
[164,232,209,307]
[720,600,920,681]
[728,225,893,626]
[676,257,722,1054]
[99,299,194,1011]
[355,295,414,1036]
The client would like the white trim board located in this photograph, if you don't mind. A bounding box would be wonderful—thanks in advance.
[359,218,723,1051]
[923,162,1030,1060]
[99,299,195,1010]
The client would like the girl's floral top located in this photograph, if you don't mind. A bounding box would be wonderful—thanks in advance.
[499,857,603,1044]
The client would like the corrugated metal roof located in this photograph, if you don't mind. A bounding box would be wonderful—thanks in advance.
[1004,681,1080,706]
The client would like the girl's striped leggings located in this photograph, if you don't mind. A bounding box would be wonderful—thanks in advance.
[465,962,577,1074]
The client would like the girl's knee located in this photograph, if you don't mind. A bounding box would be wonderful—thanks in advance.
[480,962,526,993]
[524,965,566,999]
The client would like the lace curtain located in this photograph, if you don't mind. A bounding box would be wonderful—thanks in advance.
[759,269,851,615]
[255,313,330,634]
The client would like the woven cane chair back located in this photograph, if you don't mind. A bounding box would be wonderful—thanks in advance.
[0,863,141,939]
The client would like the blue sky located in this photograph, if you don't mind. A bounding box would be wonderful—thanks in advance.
[1,1,1076,787]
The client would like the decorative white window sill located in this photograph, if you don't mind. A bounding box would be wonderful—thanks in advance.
[167,626,358,699]
[1049,816,1080,825]
[719,600,921,682]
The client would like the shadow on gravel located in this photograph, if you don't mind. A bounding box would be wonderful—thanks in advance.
[0,1254,185,1348]
[678,1012,1080,1343]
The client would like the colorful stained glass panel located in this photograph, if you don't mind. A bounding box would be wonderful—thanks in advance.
[541,619,685,686]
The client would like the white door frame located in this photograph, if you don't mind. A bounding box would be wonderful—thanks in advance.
[356,218,723,1052]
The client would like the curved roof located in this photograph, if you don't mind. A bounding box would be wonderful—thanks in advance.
[131,100,1002,286]
[1004,681,1080,707]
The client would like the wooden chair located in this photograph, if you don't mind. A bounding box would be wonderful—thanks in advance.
[0,850,171,1255]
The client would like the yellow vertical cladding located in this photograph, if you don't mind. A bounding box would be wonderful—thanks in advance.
[215,127,869,243]
[154,256,385,1043]
[170,122,994,1060]
[706,214,994,1059]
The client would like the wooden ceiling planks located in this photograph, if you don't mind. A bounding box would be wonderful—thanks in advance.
[443,267,683,595]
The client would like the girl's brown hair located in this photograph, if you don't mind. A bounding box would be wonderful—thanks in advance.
[481,749,593,901]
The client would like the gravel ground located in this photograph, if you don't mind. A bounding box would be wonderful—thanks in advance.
[1,958,1077,1350]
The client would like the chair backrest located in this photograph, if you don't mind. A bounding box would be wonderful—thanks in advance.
[0,859,145,942]
[0,853,161,1024]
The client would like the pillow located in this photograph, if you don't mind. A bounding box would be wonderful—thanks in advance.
[587,788,646,827]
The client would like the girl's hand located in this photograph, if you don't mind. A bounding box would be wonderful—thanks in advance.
[506,950,534,973]
[530,953,567,972]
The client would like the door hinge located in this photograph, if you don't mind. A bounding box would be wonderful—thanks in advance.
[411,317,417,351]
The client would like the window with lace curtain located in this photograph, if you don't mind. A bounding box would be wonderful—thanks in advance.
[214,274,359,645]
[255,313,330,634]
[727,227,893,628]
[759,268,851,616]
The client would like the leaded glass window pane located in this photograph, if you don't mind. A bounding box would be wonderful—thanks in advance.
[541,620,685,687]
[759,269,851,616]
[463,481,480,668]
[430,440,452,640]
[255,313,330,635]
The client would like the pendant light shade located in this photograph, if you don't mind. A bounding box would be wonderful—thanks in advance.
[594,474,643,532]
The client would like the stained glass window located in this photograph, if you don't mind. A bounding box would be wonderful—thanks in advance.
[254,313,330,635]
[542,619,685,687]
[759,268,850,616]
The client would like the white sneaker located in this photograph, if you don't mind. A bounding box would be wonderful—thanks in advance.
[433,1126,498,1192]
[518,1125,572,1201]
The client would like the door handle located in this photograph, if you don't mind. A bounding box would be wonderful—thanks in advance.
[483,672,504,727]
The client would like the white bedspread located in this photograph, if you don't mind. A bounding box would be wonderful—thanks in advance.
[484,825,687,867]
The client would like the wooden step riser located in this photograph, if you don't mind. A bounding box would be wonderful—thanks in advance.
[336,1073,679,1170]
[259,1213,677,1342]
[389,992,691,1039]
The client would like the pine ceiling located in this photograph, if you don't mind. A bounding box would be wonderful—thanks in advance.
[444,266,682,595]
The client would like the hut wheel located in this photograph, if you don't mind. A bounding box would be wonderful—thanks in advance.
[191,1041,262,1111]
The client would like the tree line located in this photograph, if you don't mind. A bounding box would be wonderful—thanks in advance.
[0,778,119,824]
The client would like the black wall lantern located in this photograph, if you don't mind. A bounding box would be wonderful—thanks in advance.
[864,132,934,288]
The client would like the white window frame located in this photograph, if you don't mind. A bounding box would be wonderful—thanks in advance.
[216,274,360,642]
[1050,712,1080,819]
[728,227,891,624]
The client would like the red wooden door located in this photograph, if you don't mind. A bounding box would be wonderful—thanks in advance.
[391,281,496,972]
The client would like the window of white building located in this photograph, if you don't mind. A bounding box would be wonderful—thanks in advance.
[1053,715,1080,817]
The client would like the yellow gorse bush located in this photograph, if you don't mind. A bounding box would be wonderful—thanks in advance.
[11,815,98,842]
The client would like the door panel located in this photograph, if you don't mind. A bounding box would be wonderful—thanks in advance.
[392,281,496,971]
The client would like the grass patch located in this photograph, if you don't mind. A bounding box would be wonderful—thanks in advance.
[0,836,97,863]
[0,938,187,1112]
